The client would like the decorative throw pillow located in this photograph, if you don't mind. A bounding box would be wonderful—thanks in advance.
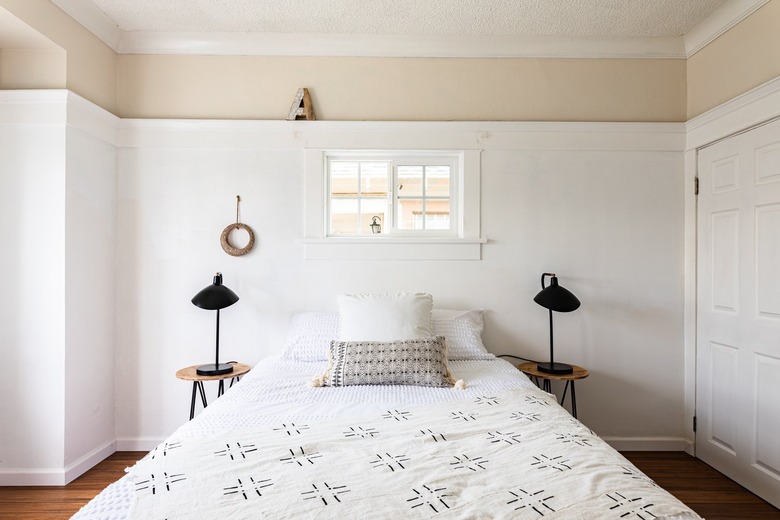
[311,336,464,388]
[338,292,433,342]
[432,309,493,360]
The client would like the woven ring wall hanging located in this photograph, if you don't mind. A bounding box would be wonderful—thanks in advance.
[220,195,256,256]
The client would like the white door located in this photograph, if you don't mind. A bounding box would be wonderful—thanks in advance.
[697,118,780,508]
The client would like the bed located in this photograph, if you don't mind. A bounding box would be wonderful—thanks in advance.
[73,302,701,520]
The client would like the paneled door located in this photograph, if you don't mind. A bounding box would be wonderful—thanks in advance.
[697,118,780,508]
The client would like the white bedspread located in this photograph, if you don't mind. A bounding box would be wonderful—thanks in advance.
[72,357,700,520]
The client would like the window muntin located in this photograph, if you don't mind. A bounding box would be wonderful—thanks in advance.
[326,153,458,237]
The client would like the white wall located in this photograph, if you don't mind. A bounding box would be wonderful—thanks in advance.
[0,92,66,482]
[0,91,117,484]
[114,121,688,449]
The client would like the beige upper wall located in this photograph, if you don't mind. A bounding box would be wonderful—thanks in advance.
[0,48,66,89]
[118,55,687,121]
[687,0,780,119]
[0,0,116,113]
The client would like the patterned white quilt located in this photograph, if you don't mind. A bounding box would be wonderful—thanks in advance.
[127,385,700,519]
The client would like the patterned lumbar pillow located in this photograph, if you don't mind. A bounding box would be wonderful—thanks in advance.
[311,336,465,388]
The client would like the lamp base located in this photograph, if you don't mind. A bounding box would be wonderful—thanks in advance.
[536,362,573,375]
[196,363,234,376]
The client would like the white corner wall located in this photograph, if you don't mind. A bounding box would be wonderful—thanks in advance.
[114,120,688,450]
[0,90,117,485]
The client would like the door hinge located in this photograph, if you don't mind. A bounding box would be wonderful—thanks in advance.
[694,177,699,196]
[693,416,697,432]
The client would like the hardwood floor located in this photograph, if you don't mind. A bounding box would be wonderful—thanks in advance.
[0,451,777,519]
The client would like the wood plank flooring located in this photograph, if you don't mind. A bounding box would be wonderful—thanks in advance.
[0,451,777,519]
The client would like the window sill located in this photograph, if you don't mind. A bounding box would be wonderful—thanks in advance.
[298,237,487,260]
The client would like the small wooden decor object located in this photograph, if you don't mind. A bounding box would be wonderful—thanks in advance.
[287,87,316,121]
[220,195,256,256]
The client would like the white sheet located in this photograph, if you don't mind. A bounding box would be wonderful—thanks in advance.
[73,357,536,519]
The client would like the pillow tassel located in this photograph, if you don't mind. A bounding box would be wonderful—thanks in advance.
[310,375,324,387]
[454,379,466,389]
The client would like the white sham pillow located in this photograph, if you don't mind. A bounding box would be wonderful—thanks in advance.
[279,312,340,361]
[338,292,433,342]
[432,309,492,360]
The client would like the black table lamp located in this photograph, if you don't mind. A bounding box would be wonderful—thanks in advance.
[191,272,239,376]
[533,272,581,375]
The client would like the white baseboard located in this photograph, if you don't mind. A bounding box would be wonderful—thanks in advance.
[64,439,116,484]
[116,436,164,452]
[604,436,694,452]
[0,439,116,486]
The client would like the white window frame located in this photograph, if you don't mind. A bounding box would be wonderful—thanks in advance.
[325,152,459,238]
[303,149,484,260]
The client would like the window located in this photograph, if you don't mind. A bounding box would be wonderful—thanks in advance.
[326,153,458,237]
[303,148,483,260]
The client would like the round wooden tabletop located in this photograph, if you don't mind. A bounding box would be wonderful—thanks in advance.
[517,362,589,381]
[176,362,251,381]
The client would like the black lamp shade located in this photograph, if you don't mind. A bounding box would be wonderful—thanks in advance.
[191,273,239,310]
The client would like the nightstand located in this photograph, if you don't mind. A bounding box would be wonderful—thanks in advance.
[517,362,589,418]
[176,361,250,420]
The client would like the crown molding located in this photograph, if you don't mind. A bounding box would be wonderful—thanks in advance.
[116,31,686,58]
[684,0,770,58]
[52,0,765,59]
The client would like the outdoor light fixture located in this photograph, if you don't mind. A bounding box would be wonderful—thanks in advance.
[533,272,581,374]
[191,272,239,376]
[370,216,382,234]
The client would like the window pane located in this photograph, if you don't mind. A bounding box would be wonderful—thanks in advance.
[398,165,423,197]
[330,198,359,234]
[397,198,424,230]
[360,162,389,196]
[361,199,387,234]
[425,199,450,230]
[425,165,450,197]
[330,161,359,196]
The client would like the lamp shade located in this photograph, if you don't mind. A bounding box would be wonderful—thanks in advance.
[191,272,239,310]
[534,276,580,313]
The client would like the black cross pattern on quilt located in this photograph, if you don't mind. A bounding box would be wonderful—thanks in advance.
[370,452,411,472]
[214,442,258,460]
[415,429,447,442]
[134,471,186,495]
[382,410,412,421]
[530,454,572,472]
[223,476,273,500]
[605,491,657,519]
[568,417,596,435]
[301,482,351,505]
[486,430,522,445]
[149,441,182,459]
[621,465,659,488]
[450,411,478,422]
[474,395,501,406]
[511,411,542,422]
[280,446,323,467]
[506,488,556,516]
[343,426,379,438]
[524,395,551,406]
[273,423,310,436]
[407,484,453,513]
[450,454,488,472]
[555,432,592,447]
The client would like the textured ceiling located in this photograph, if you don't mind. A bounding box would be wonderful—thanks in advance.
[89,0,728,37]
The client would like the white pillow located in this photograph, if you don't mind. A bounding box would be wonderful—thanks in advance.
[338,293,433,342]
[432,309,493,360]
[279,312,340,361]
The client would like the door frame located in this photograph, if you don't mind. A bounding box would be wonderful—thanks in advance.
[684,76,780,456]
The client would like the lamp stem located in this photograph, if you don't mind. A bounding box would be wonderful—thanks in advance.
[548,308,554,367]
[215,308,221,369]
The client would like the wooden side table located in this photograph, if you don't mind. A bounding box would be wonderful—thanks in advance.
[517,362,589,418]
[176,362,251,420]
